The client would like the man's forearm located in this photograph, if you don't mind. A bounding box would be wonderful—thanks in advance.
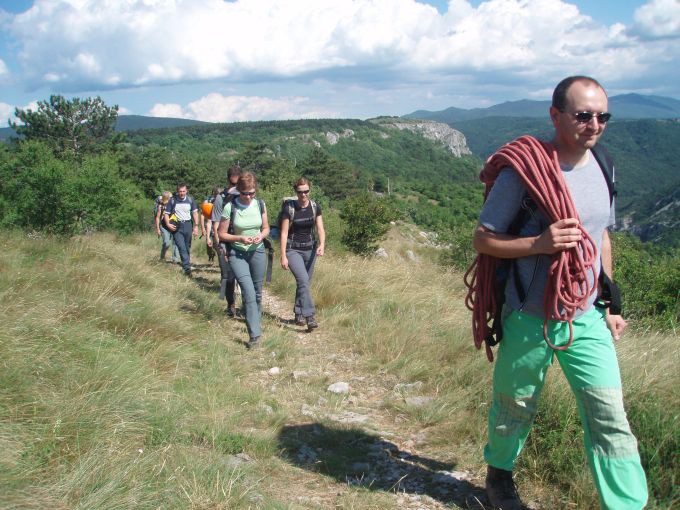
[473,226,540,258]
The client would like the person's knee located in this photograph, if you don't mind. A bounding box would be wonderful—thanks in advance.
[491,393,539,437]
[294,275,310,286]
[578,387,638,457]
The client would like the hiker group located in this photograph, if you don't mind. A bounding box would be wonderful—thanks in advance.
[155,168,325,350]
[153,75,647,510]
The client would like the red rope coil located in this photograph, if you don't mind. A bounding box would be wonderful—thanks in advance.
[464,136,599,361]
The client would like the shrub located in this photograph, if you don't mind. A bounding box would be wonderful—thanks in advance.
[339,192,399,255]
[0,140,147,235]
[612,233,680,330]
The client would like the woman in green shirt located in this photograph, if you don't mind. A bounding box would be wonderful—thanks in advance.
[217,172,270,349]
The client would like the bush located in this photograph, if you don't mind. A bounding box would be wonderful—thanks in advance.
[438,221,478,271]
[612,233,680,330]
[339,192,399,255]
[0,140,147,235]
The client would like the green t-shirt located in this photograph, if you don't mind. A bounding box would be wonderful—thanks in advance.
[222,198,265,252]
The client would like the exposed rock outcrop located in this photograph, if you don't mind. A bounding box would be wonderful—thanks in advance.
[326,129,355,145]
[383,120,471,157]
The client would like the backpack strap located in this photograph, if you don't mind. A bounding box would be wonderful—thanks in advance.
[287,200,295,223]
[228,195,238,234]
[165,197,175,214]
[591,144,616,205]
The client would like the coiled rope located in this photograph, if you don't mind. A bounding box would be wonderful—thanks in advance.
[464,135,599,361]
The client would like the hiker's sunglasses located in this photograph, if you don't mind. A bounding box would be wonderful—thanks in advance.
[239,191,256,196]
[296,189,310,195]
[563,110,612,124]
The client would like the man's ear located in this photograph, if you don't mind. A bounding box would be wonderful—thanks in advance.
[549,106,560,127]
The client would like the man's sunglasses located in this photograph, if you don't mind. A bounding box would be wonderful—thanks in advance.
[239,191,256,196]
[296,189,310,195]
[563,110,612,124]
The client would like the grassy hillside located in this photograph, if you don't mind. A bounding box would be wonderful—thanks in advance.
[1,231,677,508]
[124,118,483,231]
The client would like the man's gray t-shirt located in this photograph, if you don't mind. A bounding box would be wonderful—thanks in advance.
[211,187,240,225]
[479,149,615,319]
[165,195,198,222]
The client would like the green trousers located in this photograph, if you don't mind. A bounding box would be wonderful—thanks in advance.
[484,307,648,510]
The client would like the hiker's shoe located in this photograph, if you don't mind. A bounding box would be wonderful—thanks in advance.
[184,268,193,278]
[486,466,523,510]
[226,304,236,317]
[246,336,260,349]
[306,316,319,331]
[294,314,305,326]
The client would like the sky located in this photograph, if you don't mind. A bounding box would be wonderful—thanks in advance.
[0,0,678,124]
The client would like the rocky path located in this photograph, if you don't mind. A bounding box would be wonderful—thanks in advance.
[251,290,491,510]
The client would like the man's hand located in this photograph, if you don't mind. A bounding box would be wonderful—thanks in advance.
[533,218,582,254]
[280,255,289,270]
[606,314,628,341]
[192,225,198,239]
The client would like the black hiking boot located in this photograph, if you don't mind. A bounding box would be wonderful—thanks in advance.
[306,316,319,331]
[245,336,260,350]
[294,314,305,326]
[226,304,236,317]
[486,465,524,510]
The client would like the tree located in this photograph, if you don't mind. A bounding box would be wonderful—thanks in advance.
[340,191,399,255]
[301,147,360,202]
[11,95,119,156]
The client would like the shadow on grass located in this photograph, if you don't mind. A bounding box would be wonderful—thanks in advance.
[191,274,221,294]
[277,422,489,508]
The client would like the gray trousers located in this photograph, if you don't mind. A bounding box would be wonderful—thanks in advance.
[228,247,266,339]
[217,243,236,306]
[160,226,180,262]
[286,247,317,318]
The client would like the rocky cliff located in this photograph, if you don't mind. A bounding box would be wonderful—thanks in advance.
[378,119,472,157]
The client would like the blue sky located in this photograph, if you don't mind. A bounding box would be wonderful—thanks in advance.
[1,0,678,124]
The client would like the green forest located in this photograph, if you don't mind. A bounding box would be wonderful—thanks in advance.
[2,95,678,330]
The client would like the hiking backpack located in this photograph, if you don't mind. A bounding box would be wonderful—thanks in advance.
[270,197,319,241]
[153,195,163,217]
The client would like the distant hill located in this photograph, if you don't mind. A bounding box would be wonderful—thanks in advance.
[405,93,680,123]
[123,117,484,230]
[115,115,208,131]
[440,114,680,246]
[0,114,209,141]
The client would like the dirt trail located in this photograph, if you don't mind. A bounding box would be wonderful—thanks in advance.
[244,288,490,510]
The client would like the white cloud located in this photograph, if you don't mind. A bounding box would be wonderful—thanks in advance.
[149,93,339,122]
[0,59,8,79]
[633,0,680,39]
[5,0,679,104]
[0,102,14,125]
[0,100,39,125]
[148,103,189,119]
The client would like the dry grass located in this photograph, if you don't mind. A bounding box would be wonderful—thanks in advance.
[1,228,676,509]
